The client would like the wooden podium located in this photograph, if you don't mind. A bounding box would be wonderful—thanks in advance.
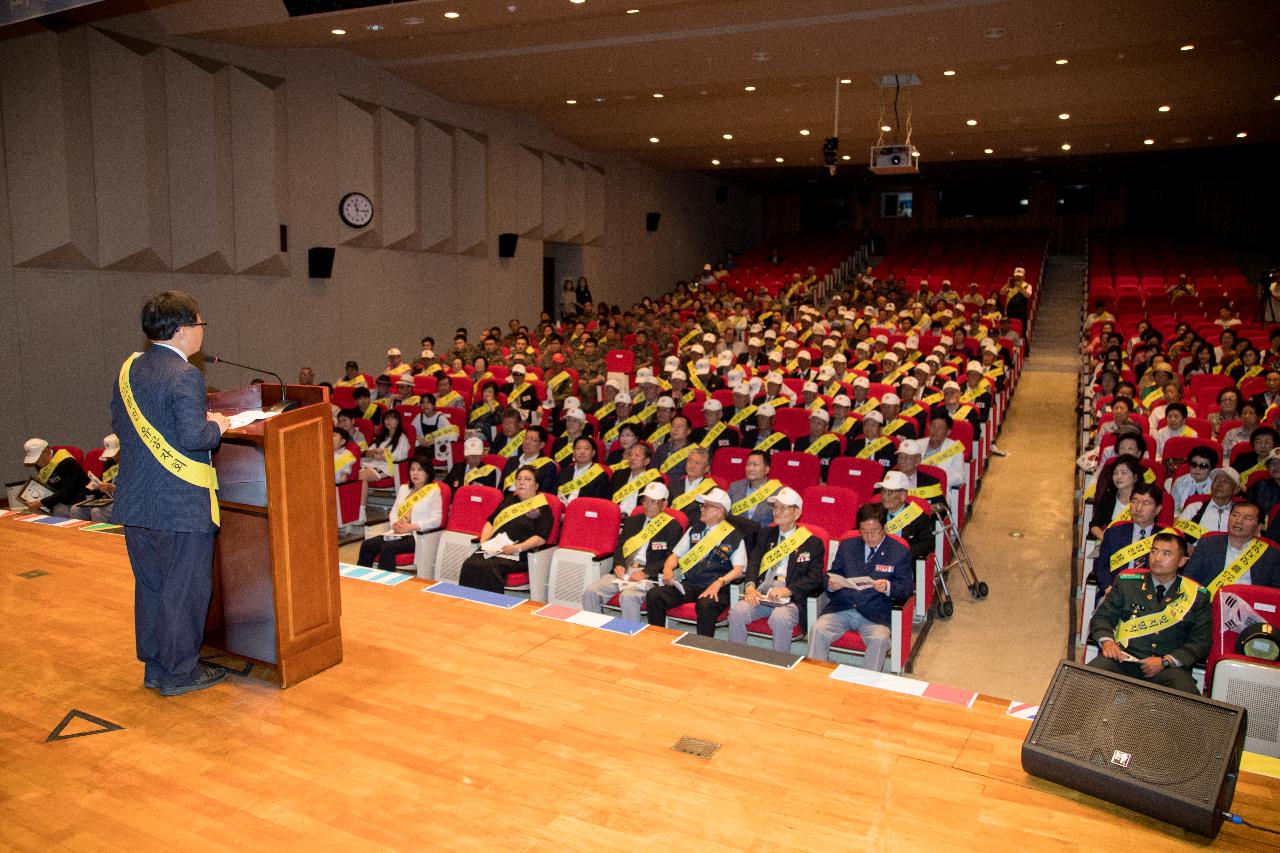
[205,382,342,687]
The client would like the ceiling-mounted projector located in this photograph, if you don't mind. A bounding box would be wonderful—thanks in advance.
[869,144,919,175]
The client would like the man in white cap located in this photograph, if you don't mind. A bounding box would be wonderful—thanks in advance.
[582,481,684,623]
[385,347,410,376]
[875,470,935,560]
[726,384,758,440]
[894,439,946,509]
[645,396,678,446]
[646,487,748,636]
[794,409,840,474]
[939,380,979,428]
[550,406,592,465]
[750,404,791,453]
[879,392,917,440]
[503,363,540,415]
[727,486,825,652]
[740,336,766,369]
[71,434,121,523]
[692,398,739,454]
[799,380,822,410]
[20,438,89,517]
[1180,465,1244,539]
[668,369,693,405]
[763,371,796,407]
[554,435,610,503]
[808,503,913,670]
[829,394,857,437]
[600,392,635,443]
[849,375,877,416]
[962,360,993,424]
[445,436,500,490]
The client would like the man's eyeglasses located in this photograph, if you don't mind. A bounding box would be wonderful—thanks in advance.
[1189,461,1213,469]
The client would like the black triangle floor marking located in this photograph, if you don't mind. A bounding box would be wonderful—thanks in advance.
[45,709,124,742]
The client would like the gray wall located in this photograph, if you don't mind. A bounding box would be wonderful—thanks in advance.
[0,18,759,483]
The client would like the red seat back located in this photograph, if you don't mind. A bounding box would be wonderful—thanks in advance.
[828,457,887,503]
[772,407,811,440]
[447,485,503,534]
[771,450,822,492]
[711,446,750,482]
[800,485,860,536]
[557,497,621,553]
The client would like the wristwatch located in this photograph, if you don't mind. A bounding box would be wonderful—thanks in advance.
[1161,657,1172,668]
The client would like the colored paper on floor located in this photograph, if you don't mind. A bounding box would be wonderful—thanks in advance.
[922,682,979,708]
[80,523,122,532]
[423,582,523,609]
[22,516,67,525]
[673,633,803,670]
[56,518,92,528]
[1006,701,1039,721]
[829,665,928,696]
[338,563,413,586]
[533,604,648,637]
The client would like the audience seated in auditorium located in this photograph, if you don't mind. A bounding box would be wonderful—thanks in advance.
[357,452,443,571]
[20,437,89,518]
[458,466,554,594]
[581,481,682,623]
[1184,501,1280,594]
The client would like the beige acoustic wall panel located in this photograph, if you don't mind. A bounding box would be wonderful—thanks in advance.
[418,119,453,252]
[563,159,586,244]
[164,49,233,274]
[541,152,565,242]
[453,129,486,255]
[379,108,418,250]
[0,30,98,269]
[336,96,379,247]
[228,67,288,276]
[513,145,543,238]
[584,164,606,245]
[88,29,170,272]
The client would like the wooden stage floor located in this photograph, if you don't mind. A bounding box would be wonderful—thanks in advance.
[2,518,1279,852]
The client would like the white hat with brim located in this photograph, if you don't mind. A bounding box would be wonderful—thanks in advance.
[23,438,48,465]
[695,487,732,511]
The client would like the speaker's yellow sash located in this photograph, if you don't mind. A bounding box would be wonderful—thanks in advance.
[732,479,782,516]
[464,464,497,484]
[36,449,73,484]
[1207,538,1269,597]
[728,405,757,427]
[1115,578,1202,646]
[672,477,715,510]
[885,501,924,534]
[612,469,661,504]
[856,436,892,459]
[1109,533,1156,572]
[491,493,548,534]
[557,463,604,498]
[659,442,696,474]
[754,526,812,583]
[396,482,440,520]
[804,433,840,456]
[678,521,735,573]
[622,513,678,562]
[504,456,553,489]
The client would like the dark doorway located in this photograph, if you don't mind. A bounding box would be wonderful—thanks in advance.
[543,257,557,319]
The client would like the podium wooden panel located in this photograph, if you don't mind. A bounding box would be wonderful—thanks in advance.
[205,383,342,687]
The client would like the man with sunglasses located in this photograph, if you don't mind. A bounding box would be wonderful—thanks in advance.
[111,291,231,697]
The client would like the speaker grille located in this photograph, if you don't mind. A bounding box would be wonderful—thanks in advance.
[1222,678,1280,744]
[1031,665,1238,802]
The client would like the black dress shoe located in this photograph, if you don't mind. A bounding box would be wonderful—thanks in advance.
[159,663,228,697]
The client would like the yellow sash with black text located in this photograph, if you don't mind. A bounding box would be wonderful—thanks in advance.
[756,431,787,452]
[728,405,757,427]
[804,433,840,457]
[699,421,728,448]
[922,441,964,467]
[732,479,782,516]
[469,401,496,424]
[678,521,736,574]
[553,434,587,464]
[854,397,880,417]
[856,436,892,459]
[557,463,605,498]
[647,422,672,447]
[672,477,715,510]
[100,463,119,484]
[119,352,220,526]
[419,423,459,445]
[908,481,943,500]
[659,441,696,474]
[498,430,525,458]
[686,365,708,393]
[1206,538,1270,597]
[622,513,679,562]
[1114,578,1203,646]
[396,482,440,521]
[1109,531,1156,572]
[612,469,661,504]
[504,456,553,489]
[491,493,548,535]
[464,464,498,484]
[754,526,812,584]
[885,501,924,535]
[36,449,73,484]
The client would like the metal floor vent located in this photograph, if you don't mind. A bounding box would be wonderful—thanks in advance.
[672,736,720,759]
[18,569,48,579]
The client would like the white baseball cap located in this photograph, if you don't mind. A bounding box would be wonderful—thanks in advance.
[694,358,711,373]
[463,437,485,455]
[766,371,784,384]
[671,369,688,381]
[863,411,885,424]
[833,394,852,407]
[802,381,819,393]
[853,376,870,389]
[810,408,831,423]
[881,392,901,406]
[757,403,777,417]
[967,360,983,373]
[664,356,681,371]
[896,439,923,457]
[767,486,803,509]
[615,391,633,405]
[642,481,670,501]
[703,398,723,412]
[102,434,120,456]
[564,407,586,421]
[818,366,835,381]
[717,351,734,367]
[833,352,848,363]
[901,376,920,389]
[23,438,49,464]
[943,380,962,392]
[387,347,401,356]
[876,470,912,491]
[748,336,764,347]
[695,487,732,511]
[657,396,676,408]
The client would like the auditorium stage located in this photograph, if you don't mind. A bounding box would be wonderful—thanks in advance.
[2,516,1278,851]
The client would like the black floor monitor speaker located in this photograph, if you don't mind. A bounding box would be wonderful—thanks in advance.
[308,246,335,279]
[498,233,518,258]
[1022,661,1246,838]
[645,212,661,232]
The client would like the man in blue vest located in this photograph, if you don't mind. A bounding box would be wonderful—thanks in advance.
[110,291,230,696]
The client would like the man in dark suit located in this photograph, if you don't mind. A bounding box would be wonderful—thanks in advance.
[807,503,913,671]
[1092,483,1162,592]
[110,291,230,697]
[1184,500,1280,595]
[606,442,659,515]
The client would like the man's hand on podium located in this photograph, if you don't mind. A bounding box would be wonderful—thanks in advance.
[208,411,231,434]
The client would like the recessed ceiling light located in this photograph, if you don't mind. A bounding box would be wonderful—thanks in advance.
[652,93,663,98]
[983,148,994,154]
[743,85,756,92]
[1058,113,1070,120]
[1274,94,1280,101]
[711,159,720,165]
[366,23,384,31]
[880,125,892,132]
[1143,138,1155,145]
[626,8,639,13]
[1180,43,1194,51]
[330,28,346,35]
[443,11,460,18]
[775,157,784,163]
[565,99,577,104]
[571,0,586,4]
[841,154,851,161]
[1158,105,1171,112]
[1055,58,1068,65]
[594,96,605,102]
[966,119,977,126]
[840,78,851,84]
[1237,131,1248,138]
[943,70,957,77]
[799,129,810,136]
[722,133,733,140]
[649,136,659,143]
[1061,143,1071,150]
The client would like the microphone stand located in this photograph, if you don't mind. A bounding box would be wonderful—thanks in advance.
[206,355,300,413]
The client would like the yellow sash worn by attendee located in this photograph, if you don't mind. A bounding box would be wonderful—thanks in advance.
[611,469,661,504]
[885,502,924,535]
[732,479,782,516]
[672,478,715,511]
[754,527,812,582]
[856,436,892,459]
[728,405,757,427]
[35,449,73,484]
[1114,577,1203,646]
[504,457,553,489]
[490,493,548,535]
[1205,538,1269,597]
[119,352,220,526]
[621,513,679,562]
[333,448,357,477]
[557,463,604,498]
[498,430,526,458]
[677,521,735,574]
[659,442,696,474]
[464,464,498,484]
[756,431,787,452]
[1109,532,1157,572]
[397,482,440,520]
[804,433,840,456]
[922,441,964,466]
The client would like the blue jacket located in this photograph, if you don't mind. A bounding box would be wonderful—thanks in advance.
[1184,533,1280,591]
[1093,520,1153,592]
[110,345,224,533]
[825,534,913,626]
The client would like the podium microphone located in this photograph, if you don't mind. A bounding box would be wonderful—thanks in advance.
[205,355,300,413]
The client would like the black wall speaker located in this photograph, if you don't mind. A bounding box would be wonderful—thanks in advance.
[498,233,519,258]
[308,246,335,279]
[645,212,661,232]
[715,186,729,204]
[1022,661,1245,837]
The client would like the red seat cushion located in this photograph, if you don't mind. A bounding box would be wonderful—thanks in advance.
[746,617,803,639]
[831,631,866,651]
[668,602,728,624]
[505,571,530,587]
[605,592,622,607]
[394,552,415,566]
